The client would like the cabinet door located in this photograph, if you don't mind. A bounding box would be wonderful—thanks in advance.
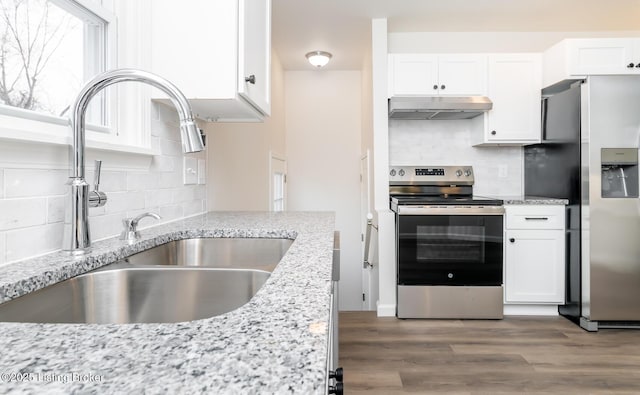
[389,54,439,95]
[505,229,565,303]
[437,55,486,95]
[569,38,638,75]
[486,54,541,143]
[238,0,271,115]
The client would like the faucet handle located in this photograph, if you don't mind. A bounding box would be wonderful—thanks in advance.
[93,160,102,191]
[88,160,107,208]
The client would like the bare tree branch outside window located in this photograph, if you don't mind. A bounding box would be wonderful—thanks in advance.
[0,0,81,114]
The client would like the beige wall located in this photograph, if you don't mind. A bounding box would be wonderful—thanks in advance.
[205,52,286,211]
[285,70,363,310]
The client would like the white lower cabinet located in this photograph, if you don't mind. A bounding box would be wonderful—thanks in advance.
[504,205,566,306]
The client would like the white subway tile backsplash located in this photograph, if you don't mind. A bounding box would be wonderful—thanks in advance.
[47,196,65,223]
[5,223,63,263]
[156,102,179,125]
[159,171,183,189]
[0,232,5,266]
[105,191,145,214]
[89,205,106,217]
[0,102,206,263]
[149,156,175,172]
[160,139,182,157]
[159,204,183,222]
[89,214,123,241]
[183,200,204,217]
[0,198,46,231]
[127,172,160,191]
[4,169,67,198]
[100,171,128,192]
[172,187,195,204]
[145,189,173,208]
[193,185,206,200]
[389,120,523,196]
[151,119,181,142]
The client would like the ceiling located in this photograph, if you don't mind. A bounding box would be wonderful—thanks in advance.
[272,0,640,70]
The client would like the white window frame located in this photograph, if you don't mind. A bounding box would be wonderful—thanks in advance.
[0,0,151,154]
[269,151,287,212]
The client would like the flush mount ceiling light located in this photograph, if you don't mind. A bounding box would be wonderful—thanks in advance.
[305,51,332,67]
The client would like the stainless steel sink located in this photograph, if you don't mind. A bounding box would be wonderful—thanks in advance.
[0,267,270,324]
[121,237,293,272]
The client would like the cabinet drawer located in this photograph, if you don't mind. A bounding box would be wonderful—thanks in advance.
[506,205,565,230]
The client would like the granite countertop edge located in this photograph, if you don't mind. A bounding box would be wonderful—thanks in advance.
[0,211,335,394]
[487,195,569,205]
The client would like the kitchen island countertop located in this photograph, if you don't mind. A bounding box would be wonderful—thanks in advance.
[0,211,335,394]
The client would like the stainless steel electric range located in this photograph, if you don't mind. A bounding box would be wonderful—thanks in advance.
[390,166,504,319]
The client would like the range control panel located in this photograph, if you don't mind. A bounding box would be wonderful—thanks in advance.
[415,168,445,176]
[389,165,474,186]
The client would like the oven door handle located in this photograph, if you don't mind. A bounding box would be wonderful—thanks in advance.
[397,206,505,215]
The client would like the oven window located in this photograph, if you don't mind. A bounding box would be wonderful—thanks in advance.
[416,225,485,263]
[397,215,503,286]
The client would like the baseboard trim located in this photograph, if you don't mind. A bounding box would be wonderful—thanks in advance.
[504,304,559,316]
[377,303,396,317]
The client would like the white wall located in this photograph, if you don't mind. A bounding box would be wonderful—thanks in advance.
[389,120,523,196]
[285,70,362,311]
[371,19,396,316]
[205,52,286,211]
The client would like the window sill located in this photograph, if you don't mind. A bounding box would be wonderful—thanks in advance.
[0,129,155,172]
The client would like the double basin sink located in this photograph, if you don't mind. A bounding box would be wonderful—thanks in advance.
[0,238,293,325]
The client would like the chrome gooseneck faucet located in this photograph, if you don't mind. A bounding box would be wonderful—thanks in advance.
[63,69,204,254]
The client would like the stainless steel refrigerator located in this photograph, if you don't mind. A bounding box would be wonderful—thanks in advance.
[525,75,640,331]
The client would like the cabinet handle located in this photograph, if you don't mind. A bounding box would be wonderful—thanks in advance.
[525,217,549,221]
[440,84,446,90]
[433,84,438,90]
[509,238,515,243]
[491,130,497,135]
[245,75,256,84]
[636,63,640,68]
[627,63,635,68]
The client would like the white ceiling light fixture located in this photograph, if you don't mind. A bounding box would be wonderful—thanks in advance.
[305,51,332,67]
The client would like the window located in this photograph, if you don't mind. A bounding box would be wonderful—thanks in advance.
[0,0,114,140]
[270,153,286,212]
[273,172,285,212]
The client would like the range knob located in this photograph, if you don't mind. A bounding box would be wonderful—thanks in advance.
[328,383,344,395]
[455,169,463,177]
[398,169,405,176]
[330,367,344,382]
[390,169,396,176]
[464,169,472,177]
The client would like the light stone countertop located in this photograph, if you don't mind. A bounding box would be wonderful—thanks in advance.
[0,211,335,394]
[484,195,569,205]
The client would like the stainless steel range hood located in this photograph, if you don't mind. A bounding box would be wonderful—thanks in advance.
[389,96,493,120]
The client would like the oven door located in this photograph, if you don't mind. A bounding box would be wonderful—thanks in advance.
[396,206,504,286]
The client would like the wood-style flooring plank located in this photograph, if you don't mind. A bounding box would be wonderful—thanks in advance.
[338,311,640,394]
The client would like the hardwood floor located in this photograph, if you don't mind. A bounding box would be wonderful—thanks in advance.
[338,312,640,394]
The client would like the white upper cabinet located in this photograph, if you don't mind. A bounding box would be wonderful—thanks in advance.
[475,53,542,145]
[543,38,640,87]
[238,0,271,115]
[388,54,486,97]
[150,0,271,122]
